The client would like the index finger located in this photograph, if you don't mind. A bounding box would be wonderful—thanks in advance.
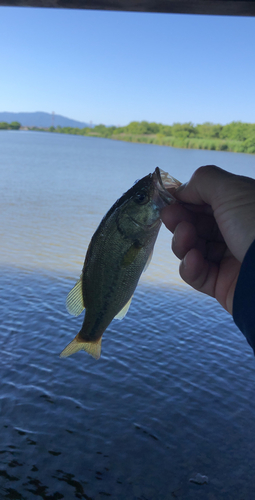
[175,165,233,208]
[161,203,223,243]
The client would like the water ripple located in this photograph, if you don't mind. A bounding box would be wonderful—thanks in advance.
[1,133,255,498]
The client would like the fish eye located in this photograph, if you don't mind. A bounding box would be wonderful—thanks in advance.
[134,191,149,205]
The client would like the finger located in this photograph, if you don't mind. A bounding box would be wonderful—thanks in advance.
[206,240,228,262]
[176,165,255,262]
[175,165,233,209]
[161,204,195,233]
[214,256,241,314]
[182,203,213,215]
[162,202,224,243]
[191,212,224,243]
[180,250,240,314]
[172,221,199,260]
[179,248,218,298]
[172,220,227,263]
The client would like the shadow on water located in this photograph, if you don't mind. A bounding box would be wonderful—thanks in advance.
[0,266,255,500]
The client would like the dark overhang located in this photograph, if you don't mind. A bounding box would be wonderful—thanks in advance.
[0,0,255,16]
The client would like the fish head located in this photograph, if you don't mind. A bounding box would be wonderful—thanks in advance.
[118,167,180,231]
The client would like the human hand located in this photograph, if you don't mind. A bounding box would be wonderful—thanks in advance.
[161,165,255,315]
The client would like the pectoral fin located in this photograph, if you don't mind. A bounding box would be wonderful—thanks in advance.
[60,336,102,360]
[66,277,84,316]
[114,295,133,320]
[122,241,143,267]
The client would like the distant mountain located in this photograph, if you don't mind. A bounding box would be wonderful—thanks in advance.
[0,111,92,129]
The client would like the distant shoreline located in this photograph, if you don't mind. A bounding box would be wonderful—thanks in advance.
[1,120,255,155]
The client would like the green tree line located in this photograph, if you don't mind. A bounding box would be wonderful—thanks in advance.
[0,121,21,130]
[48,120,255,154]
[2,120,255,154]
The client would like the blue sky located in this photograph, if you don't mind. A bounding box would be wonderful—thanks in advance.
[0,6,255,126]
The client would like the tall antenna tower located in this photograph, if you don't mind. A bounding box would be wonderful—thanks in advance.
[52,111,55,127]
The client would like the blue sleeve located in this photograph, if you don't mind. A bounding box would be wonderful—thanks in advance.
[233,239,255,354]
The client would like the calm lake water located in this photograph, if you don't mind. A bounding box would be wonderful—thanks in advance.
[1,130,255,500]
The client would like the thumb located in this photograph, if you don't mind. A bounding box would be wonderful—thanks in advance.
[175,165,233,209]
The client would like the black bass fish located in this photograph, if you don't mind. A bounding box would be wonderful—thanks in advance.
[60,167,181,360]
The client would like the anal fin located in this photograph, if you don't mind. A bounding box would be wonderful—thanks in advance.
[114,295,133,320]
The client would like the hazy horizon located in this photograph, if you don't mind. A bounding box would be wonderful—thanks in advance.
[1,110,255,128]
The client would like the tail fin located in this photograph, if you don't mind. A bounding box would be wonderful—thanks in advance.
[60,335,102,360]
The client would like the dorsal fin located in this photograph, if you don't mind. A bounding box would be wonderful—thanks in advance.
[114,295,133,320]
[60,336,102,360]
[66,277,84,317]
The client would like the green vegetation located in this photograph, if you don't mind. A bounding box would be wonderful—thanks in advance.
[46,120,255,155]
[0,121,21,130]
[3,119,255,154]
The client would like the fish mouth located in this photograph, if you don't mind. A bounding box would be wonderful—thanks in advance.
[153,167,180,206]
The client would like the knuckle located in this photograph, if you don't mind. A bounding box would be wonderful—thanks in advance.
[193,165,219,181]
